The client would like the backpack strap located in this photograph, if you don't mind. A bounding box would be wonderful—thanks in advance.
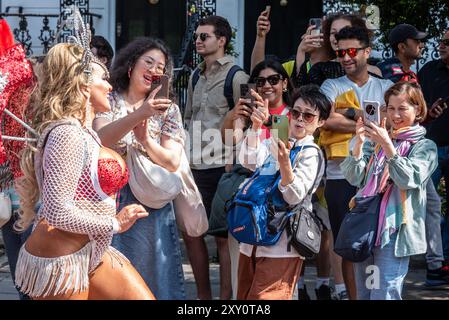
[191,65,242,111]
[301,145,324,195]
[191,67,201,92]
[224,65,243,110]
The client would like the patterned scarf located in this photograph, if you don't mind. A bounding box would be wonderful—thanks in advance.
[359,125,426,247]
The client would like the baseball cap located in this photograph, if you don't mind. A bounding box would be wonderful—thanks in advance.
[388,24,428,46]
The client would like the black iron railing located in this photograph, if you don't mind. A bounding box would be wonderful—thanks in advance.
[0,4,101,57]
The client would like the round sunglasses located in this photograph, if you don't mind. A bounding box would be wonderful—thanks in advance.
[193,32,214,42]
[290,109,319,123]
[335,47,367,58]
[254,74,283,87]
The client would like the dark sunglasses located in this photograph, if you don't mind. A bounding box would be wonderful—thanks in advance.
[254,74,283,87]
[193,32,214,42]
[440,39,449,46]
[290,109,319,123]
[335,47,367,58]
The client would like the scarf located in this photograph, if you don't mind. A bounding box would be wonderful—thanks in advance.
[359,125,426,247]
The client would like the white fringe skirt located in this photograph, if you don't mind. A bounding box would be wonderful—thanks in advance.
[14,242,128,298]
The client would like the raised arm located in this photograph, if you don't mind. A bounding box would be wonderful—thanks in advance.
[94,89,172,148]
[250,7,271,73]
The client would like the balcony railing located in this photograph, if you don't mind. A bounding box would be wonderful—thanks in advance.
[0,5,101,57]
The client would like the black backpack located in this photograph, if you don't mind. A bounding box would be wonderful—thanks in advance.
[191,65,243,109]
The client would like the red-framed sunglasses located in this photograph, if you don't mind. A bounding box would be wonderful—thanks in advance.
[335,47,367,58]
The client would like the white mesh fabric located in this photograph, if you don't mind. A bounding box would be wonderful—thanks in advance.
[35,121,116,272]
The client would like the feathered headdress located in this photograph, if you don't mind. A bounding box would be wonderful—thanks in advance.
[0,19,36,186]
[56,6,109,79]
[0,18,15,56]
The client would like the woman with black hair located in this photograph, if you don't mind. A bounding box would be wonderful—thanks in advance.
[93,37,186,300]
[236,85,331,300]
[221,59,293,145]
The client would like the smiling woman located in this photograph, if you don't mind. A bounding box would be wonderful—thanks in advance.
[341,81,437,300]
[93,37,187,300]
[247,59,293,140]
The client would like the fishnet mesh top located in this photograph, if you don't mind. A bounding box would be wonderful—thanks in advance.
[34,120,116,272]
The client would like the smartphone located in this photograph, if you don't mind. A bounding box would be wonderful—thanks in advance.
[150,74,169,99]
[363,101,381,124]
[309,18,322,36]
[263,5,271,17]
[271,115,289,147]
[439,96,449,109]
[240,83,257,109]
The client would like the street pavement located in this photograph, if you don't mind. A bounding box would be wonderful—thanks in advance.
[0,235,448,300]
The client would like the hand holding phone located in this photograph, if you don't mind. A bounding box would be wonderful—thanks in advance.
[271,114,289,147]
[150,74,170,99]
[240,83,257,109]
[362,101,381,125]
[309,18,322,47]
[257,6,271,37]
[264,5,271,17]
[309,18,322,35]
[428,97,449,119]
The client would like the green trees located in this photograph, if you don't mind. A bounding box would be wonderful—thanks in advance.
[341,0,449,47]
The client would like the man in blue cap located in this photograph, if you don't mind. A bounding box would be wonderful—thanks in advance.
[377,23,427,83]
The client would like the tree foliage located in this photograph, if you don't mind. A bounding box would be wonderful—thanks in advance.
[341,0,449,47]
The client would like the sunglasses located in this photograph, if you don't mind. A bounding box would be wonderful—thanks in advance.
[290,109,319,123]
[254,74,283,87]
[440,39,449,46]
[335,47,367,58]
[193,32,214,42]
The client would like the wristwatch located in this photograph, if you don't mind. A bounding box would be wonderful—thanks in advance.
[344,108,356,121]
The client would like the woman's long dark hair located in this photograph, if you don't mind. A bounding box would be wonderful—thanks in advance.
[110,37,175,98]
[249,59,293,106]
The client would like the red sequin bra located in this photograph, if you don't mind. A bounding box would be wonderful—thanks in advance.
[97,158,129,197]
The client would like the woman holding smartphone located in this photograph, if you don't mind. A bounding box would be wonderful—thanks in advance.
[236,85,331,300]
[340,82,437,299]
[93,37,186,300]
[222,59,293,145]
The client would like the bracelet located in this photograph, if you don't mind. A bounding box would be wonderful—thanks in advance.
[386,153,399,163]
[111,217,120,234]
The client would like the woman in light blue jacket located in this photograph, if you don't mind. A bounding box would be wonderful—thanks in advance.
[340,82,437,300]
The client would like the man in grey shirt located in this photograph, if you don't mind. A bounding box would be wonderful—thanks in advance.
[184,15,249,300]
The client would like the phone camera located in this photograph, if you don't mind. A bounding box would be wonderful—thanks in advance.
[152,75,161,84]
[365,104,375,115]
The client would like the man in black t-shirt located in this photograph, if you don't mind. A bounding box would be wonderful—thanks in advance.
[418,29,449,274]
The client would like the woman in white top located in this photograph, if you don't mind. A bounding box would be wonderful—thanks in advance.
[236,84,332,300]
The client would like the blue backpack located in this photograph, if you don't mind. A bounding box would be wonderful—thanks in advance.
[226,144,318,246]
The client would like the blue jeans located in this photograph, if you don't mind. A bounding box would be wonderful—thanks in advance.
[1,188,32,300]
[425,180,444,270]
[111,184,186,300]
[354,233,410,300]
[431,146,449,260]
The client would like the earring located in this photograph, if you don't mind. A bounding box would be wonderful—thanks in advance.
[128,68,132,78]
[283,87,288,92]
[85,100,92,129]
